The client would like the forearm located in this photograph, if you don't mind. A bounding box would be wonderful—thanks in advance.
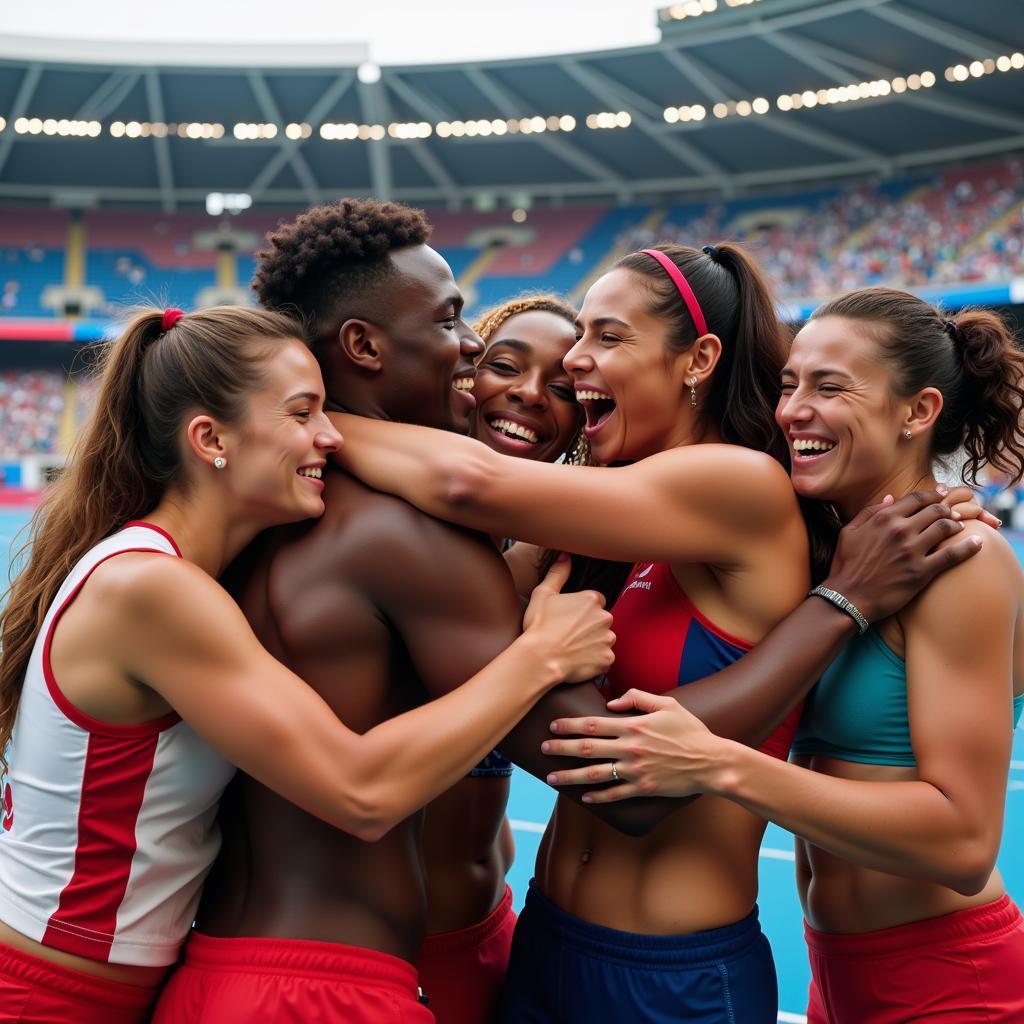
[501,684,681,836]
[335,414,488,519]
[713,741,995,893]
[668,595,857,746]
[340,634,563,839]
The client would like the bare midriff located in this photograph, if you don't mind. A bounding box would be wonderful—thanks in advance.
[536,793,768,936]
[0,919,168,988]
[795,755,1006,935]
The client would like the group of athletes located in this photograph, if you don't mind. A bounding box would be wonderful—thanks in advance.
[0,196,1020,1023]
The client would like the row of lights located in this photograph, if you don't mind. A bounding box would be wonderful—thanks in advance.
[945,51,1024,81]
[660,0,759,21]
[109,120,225,139]
[13,117,101,137]
[233,122,278,140]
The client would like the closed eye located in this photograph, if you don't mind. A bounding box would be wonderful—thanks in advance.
[482,359,519,374]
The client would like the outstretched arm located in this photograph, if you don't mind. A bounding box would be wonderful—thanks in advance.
[544,526,1010,896]
[111,551,612,843]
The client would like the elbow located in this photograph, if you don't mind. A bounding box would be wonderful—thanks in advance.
[333,785,402,843]
[940,835,999,897]
[439,451,493,512]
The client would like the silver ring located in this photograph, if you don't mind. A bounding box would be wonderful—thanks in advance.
[610,761,621,782]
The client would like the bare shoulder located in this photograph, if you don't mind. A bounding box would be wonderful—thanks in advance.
[88,549,215,618]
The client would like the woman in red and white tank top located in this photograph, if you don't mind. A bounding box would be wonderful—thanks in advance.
[0,306,613,1023]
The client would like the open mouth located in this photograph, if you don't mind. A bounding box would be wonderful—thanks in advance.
[453,375,475,393]
[792,438,836,460]
[486,416,540,445]
[576,388,616,436]
[297,466,323,479]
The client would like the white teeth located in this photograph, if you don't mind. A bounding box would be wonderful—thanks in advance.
[792,439,836,453]
[298,466,323,478]
[453,377,475,391]
[489,418,539,444]
[576,389,612,402]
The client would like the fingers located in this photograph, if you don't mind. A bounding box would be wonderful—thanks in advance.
[541,736,621,759]
[883,486,950,520]
[924,534,983,575]
[979,509,1002,530]
[545,762,625,787]
[914,516,966,553]
[603,689,676,714]
[534,552,570,594]
[548,715,627,738]
[581,784,640,804]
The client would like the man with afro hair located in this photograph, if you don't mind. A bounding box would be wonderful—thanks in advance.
[157,198,670,1024]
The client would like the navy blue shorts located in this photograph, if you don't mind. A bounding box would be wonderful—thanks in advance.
[500,881,777,1024]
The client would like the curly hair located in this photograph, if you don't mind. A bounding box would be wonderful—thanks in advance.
[252,198,431,339]
[473,293,589,466]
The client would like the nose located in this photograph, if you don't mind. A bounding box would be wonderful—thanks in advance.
[460,323,484,359]
[508,371,547,409]
[776,388,812,431]
[563,336,591,376]
[315,418,343,452]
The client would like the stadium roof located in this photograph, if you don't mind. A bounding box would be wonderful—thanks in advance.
[0,0,1022,210]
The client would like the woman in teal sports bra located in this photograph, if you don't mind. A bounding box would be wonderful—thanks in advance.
[545,286,1024,1022]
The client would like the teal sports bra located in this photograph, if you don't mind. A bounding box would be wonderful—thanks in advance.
[792,627,1024,766]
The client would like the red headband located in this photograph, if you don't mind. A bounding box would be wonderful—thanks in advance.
[161,308,184,332]
[639,249,708,337]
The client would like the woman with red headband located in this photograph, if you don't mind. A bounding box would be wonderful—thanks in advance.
[0,306,614,1024]
[333,245,980,1022]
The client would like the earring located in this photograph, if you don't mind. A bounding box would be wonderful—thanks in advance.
[903,430,912,440]
[213,456,226,470]
[689,376,698,409]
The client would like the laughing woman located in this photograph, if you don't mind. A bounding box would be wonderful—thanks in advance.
[334,248,979,1022]
[546,289,1024,1023]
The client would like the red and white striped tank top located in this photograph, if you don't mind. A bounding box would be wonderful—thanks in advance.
[0,523,235,966]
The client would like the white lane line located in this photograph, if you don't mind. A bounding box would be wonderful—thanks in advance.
[778,1013,807,1023]
[509,819,797,861]
[1010,760,1024,771]
[1009,781,1024,791]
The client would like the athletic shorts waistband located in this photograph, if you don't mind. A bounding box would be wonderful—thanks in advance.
[804,894,1021,959]
[419,885,513,956]
[522,880,763,968]
[180,931,420,995]
[0,940,157,1010]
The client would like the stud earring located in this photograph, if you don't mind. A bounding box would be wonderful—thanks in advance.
[903,430,912,440]
[213,456,226,469]
[689,376,698,409]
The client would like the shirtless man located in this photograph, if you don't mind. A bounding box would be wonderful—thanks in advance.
[155,198,979,1023]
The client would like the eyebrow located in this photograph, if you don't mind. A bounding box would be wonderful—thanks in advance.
[485,339,531,355]
[438,293,463,314]
[282,391,322,404]
[780,367,854,381]
[575,316,631,332]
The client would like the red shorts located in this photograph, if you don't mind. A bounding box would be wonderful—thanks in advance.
[416,885,517,1024]
[152,931,435,1024]
[0,940,156,1024]
[806,894,1024,1023]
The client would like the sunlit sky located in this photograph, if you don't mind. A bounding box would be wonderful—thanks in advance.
[0,1,664,65]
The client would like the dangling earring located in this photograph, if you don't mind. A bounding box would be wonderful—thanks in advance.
[903,430,912,440]
[689,376,698,409]
[213,456,226,470]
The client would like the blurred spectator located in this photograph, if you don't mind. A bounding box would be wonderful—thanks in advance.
[0,371,65,459]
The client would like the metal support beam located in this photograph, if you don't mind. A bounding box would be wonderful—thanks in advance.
[247,71,354,202]
[144,71,175,214]
[868,3,1004,58]
[562,60,725,179]
[385,73,454,125]
[464,67,628,195]
[247,69,320,205]
[0,64,42,179]
[73,71,140,121]
[358,80,393,200]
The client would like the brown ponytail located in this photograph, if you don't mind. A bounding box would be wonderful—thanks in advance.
[0,305,304,765]
[812,288,1024,485]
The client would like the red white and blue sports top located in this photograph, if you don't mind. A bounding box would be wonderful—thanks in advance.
[605,562,802,761]
[0,523,235,967]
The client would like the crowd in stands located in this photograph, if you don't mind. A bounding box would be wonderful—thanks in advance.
[0,371,65,461]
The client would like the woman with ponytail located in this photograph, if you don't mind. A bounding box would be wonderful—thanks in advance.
[0,306,615,1023]
[544,288,1024,1021]
[334,252,980,1021]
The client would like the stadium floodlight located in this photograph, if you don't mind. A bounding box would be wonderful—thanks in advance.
[206,193,252,217]
[357,62,382,85]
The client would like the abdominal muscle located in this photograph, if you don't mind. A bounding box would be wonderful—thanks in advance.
[796,755,1006,934]
[536,793,768,936]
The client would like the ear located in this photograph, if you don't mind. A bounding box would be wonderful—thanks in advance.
[904,386,943,436]
[685,333,723,385]
[338,318,385,373]
[185,414,227,469]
